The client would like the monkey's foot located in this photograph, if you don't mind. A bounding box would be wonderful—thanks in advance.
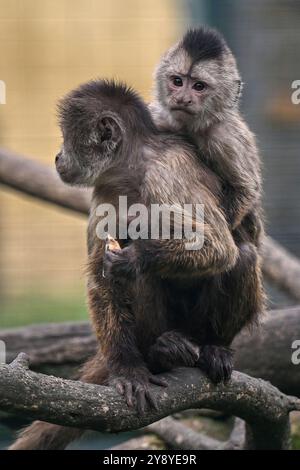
[197,345,233,384]
[108,367,167,414]
[148,330,200,373]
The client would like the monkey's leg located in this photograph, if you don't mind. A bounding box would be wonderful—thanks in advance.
[147,331,200,373]
[90,251,167,414]
[195,243,265,384]
[9,350,108,450]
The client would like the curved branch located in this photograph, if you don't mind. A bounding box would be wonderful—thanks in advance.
[1,147,299,299]
[146,416,246,450]
[233,306,300,396]
[261,236,300,301]
[112,417,246,450]
[146,416,221,450]
[0,353,298,449]
[2,306,300,396]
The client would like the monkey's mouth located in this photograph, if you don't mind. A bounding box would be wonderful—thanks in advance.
[56,167,81,185]
[170,106,195,115]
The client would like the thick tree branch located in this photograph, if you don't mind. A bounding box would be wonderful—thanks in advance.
[0,147,300,300]
[1,321,96,367]
[261,236,300,301]
[0,353,299,449]
[0,148,90,214]
[2,306,300,395]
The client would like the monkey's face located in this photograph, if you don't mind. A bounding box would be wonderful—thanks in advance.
[56,100,123,187]
[155,46,241,128]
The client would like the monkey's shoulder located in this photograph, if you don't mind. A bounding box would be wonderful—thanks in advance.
[144,136,222,203]
[196,115,254,150]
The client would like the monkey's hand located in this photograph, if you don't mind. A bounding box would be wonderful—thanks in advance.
[148,331,200,373]
[197,345,233,384]
[109,367,167,414]
[103,245,138,280]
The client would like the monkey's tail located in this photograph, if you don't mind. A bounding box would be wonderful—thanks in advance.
[9,350,108,450]
[9,422,84,450]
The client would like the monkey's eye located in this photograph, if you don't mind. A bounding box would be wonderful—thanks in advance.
[193,81,206,92]
[172,76,183,87]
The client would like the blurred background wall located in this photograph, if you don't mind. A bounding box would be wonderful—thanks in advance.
[0,0,300,327]
[0,0,187,325]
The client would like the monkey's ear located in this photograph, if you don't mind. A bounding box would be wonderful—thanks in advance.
[97,115,122,151]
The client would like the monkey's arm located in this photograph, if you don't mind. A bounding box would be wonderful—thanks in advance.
[136,198,238,279]
[87,250,166,412]
[201,118,262,230]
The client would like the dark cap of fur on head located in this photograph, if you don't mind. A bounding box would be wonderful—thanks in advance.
[58,79,156,135]
[182,27,226,62]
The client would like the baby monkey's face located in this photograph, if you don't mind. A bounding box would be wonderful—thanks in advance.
[166,73,210,117]
[156,45,241,127]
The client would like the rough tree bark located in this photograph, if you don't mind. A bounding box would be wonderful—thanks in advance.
[0,353,299,450]
[1,148,300,300]
[1,306,300,396]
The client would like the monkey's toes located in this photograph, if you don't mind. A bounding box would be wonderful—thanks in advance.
[109,371,167,414]
[197,345,233,384]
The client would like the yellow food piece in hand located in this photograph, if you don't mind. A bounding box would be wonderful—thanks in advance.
[106,234,121,251]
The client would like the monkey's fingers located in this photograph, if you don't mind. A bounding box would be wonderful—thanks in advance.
[135,388,147,414]
[198,345,233,384]
[156,331,200,365]
[182,341,200,362]
[124,381,134,407]
[145,389,159,411]
[111,377,135,407]
[115,381,125,396]
[135,386,159,414]
[149,375,168,387]
[104,250,119,262]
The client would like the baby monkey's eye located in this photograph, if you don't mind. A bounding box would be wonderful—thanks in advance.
[193,81,206,91]
[172,76,183,87]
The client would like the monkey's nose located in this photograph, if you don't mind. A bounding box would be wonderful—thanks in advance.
[176,98,192,106]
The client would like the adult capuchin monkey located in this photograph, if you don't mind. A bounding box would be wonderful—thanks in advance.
[10,79,264,450]
[150,26,263,240]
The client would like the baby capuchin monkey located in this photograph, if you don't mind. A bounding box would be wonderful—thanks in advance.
[10,79,264,450]
[150,27,263,237]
